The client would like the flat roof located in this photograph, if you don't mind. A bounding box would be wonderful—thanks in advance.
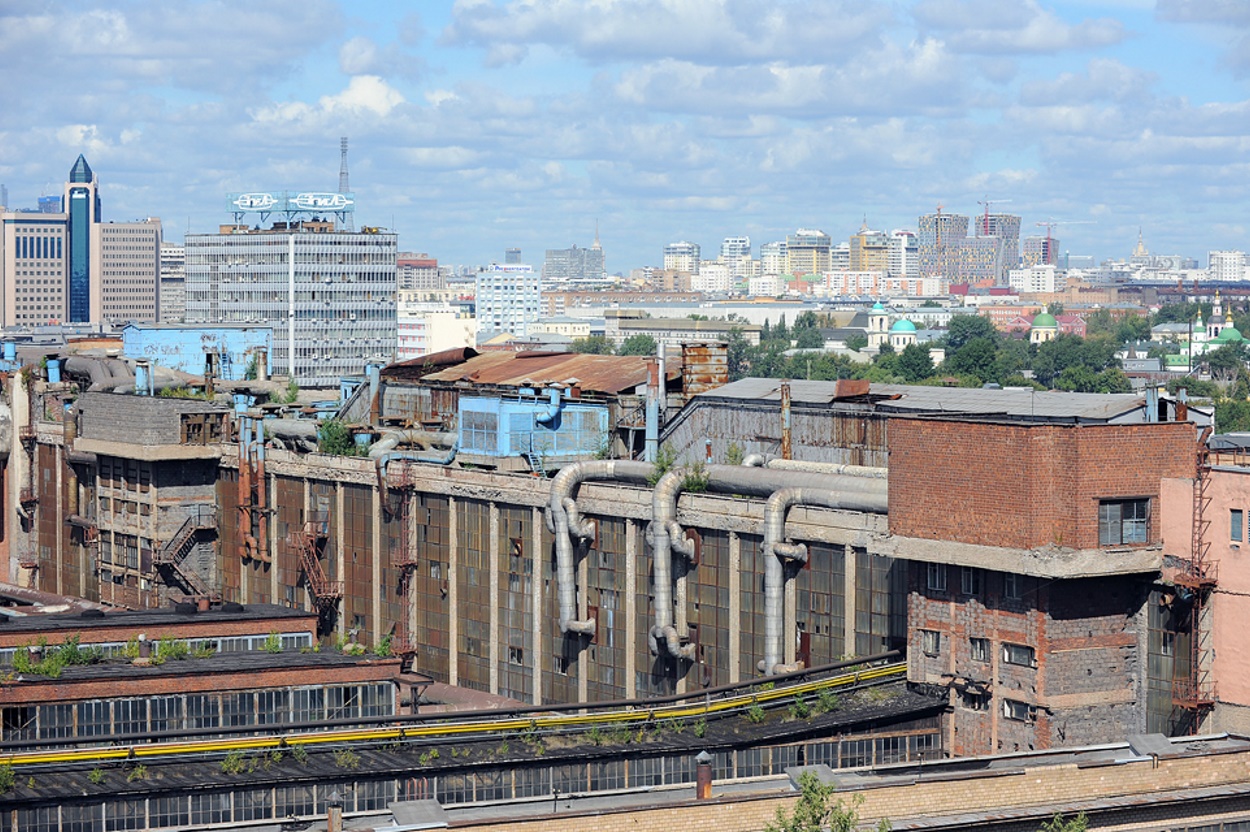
[0,602,314,636]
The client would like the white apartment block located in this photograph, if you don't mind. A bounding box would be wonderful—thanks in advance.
[100,219,161,324]
[0,210,68,326]
[1209,250,1247,282]
[826,271,946,298]
[185,225,397,387]
[395,297,475,361]
[662,241,700,274]
[475,263,541,339]
[692,262,732,294]
[760,241,787,275]
[159,242,186,323]
[1008,264,1058,294]
[888,230,918,279]
[749,273,785,297]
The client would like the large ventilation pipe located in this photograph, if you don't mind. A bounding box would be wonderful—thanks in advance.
[372,430,459,495]
[759,487,888,675]
[535,385,563,426]
[546,460,652,636]
[644,359,660,463]
[648,464,886,660]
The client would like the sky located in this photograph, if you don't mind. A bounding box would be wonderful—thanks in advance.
[1,0,1249,274]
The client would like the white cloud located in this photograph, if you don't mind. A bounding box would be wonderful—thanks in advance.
[251,76,406,126]
[913,0,1127,54]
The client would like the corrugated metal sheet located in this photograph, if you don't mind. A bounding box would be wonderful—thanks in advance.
[383,347,479,381]
[420,351,660,395]
[682,343,729,396]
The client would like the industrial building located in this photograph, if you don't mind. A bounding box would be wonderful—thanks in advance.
[0,338,1227,769]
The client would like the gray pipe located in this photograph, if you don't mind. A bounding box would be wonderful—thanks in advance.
[648,464,886,660]
[741,453,766,467]
[765,459,887,478]
[759,487,888,675]
[368,429,456,460]
[547,460,652,636]
[260,418,321,440]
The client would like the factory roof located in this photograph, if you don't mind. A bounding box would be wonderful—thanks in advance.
[413,350,675,395]
[696,379,1195,424]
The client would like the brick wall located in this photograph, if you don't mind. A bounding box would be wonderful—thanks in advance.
[888,418,1196,550]
[909,567,1149,755]
[76,391,226,446]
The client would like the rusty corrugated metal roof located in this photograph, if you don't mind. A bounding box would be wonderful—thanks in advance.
[417,350,672,394]
[383,347,479,381]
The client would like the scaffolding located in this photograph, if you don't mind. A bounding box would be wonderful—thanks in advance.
[1172,430,1218,727]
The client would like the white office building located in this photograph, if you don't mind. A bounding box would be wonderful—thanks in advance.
[475,263,541,339]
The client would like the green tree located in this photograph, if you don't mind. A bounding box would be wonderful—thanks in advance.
[794,310,819,331]
[318,418,360,456]
[1116,313,1153,344]
[846,333,868,352]
[944,337,998,383]
[897,342,935,383]
[1039,811,1088,832]
[794,328,825,350]
[765,771,891,832]
[570,335,614,355]
[945,315,998,350]
[1216,399,1250,433]
[1206,343,1247,388]
[618,334,658,356]
[727,329,753,381]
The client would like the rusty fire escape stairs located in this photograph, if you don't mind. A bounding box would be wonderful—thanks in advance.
[154,507,219,600]
[1172,430,1218,726]
[287,516,342,609]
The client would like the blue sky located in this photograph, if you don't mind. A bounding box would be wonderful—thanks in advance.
[1,0,1248,273]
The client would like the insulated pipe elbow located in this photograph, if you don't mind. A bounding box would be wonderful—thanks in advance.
[535,386,563,425]
[741,453,767,467]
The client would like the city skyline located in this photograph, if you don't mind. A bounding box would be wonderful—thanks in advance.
[1,1,1248,271]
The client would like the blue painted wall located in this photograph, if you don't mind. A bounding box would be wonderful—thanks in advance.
[122,325,273,381]
[459,395,608,461]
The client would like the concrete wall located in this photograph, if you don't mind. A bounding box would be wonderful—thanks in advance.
[889,418,1196,550]
[76,391,226,446]
[122,324,272,380]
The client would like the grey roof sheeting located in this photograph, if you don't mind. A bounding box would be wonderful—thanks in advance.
[695,379,1208,425]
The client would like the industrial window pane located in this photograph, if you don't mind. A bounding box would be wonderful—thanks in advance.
[970,638,990,662]
[190,792,231,825]
[104,798,146,831]
[1002,642,1036,667]
[1099,499,1149,545]
[926,563,946,592]
[1233,509,1244,542]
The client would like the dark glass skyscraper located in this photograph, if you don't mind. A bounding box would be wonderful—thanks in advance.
[65,154,100,323]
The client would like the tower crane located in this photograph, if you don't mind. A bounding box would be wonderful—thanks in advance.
[977,196,1012,235]
[1034,219,1094,266]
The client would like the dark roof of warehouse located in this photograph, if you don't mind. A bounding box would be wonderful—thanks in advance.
[0,602,314,636]
[393,350,678,395]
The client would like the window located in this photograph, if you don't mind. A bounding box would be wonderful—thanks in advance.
[970,637,990,662]
[1099,498,1149,546]
[1002,642,1036,667]
[1003,698,1034,722]
[921,630,941,656]
[926,563,947,592]
[961,567,983,596]
[1003,572,1022,600]
[1233,509,1244,543]
[961,690,989,711]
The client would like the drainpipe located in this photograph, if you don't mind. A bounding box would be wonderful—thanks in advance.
[647,465,886,659]
[780,380,792,460]
[644,359,660,463]
[238,416,253,561]
[759,487,888,675]
[535,385,563,426]
[546,460,652,636]
[256,419,268,563]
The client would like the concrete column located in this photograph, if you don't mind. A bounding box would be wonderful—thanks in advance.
[371,485,382,649]
[335,482,345,640]
[54,444,63,596]
[530,506,543,705]
[448,496,459,686]
[625,520,638,699]
[843,545,857,658]
[488,501,500,695]
[578,541,588,702]
[728,532,741,683]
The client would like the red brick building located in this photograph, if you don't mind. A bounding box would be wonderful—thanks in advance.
[887,417,1197,754]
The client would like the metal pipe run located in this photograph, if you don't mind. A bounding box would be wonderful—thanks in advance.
[759,487,888,675]
[546,460,652,636]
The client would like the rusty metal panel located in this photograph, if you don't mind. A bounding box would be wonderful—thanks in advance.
[681,343,729,396]
[420,352,653,394]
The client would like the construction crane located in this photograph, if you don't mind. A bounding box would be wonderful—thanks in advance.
[1034,218,1094,266]
[977,196,1012,235]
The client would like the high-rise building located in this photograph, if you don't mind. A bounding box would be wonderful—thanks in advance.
[849,224,889,273]
[1210,250,1247,282]
[159,242,186,323]
[475,263,541,339]
[543,242,605,283]
[0,208,68,326]
[100,219,161,324]
[663,241,700,274]
[396,294,475,360]
[720,236,751,260]
[918,209,1019,283]
[186,204,396,386]
[64,154,102,323]
[785,228,831,275]
[888,230,918,279]
[397,253,442,291]
[505,248,522,265]
[760,241,787,275]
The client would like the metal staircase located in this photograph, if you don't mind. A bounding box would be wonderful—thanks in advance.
[1173,430,1218,728]
[287,513,342,609]
[155,507,218,599]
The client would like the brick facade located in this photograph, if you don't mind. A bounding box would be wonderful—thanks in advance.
[888,418,1196,550]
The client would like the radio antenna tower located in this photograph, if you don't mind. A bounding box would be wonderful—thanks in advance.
[338,136,353,231]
